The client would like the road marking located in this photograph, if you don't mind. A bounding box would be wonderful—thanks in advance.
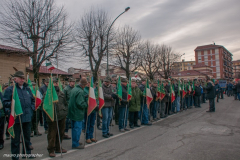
[41,114,175,160]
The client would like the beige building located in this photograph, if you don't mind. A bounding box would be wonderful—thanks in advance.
[0,44,30,83]
[172,60,196,74]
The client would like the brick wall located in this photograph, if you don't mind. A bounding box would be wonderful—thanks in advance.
[0,52,30,83]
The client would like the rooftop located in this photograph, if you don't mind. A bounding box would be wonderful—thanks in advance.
[27,65,72,76]
[0,44,26,53]
[194,44,233,56]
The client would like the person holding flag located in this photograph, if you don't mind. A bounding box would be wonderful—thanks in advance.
[139,78,152,126]
[42,77,68,157]
[159,80,168,118]
[194,81,202,108]
[150,80,159,121]
[102,76,115,137]
[63,78,75,140]
[83,77,98,144]
[2,71,35,159]
[129,79,142,128]
[68,77,88,149]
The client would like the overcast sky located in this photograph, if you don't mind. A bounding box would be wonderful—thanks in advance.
[1,0,240,71]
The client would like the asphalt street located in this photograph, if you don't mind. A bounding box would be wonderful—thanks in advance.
[1,96,240,160]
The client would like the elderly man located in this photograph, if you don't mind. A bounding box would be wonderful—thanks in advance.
[102,76,114,138]
[2,71,35,159]
[63,78,75,140]
[68,78,88,149]
[44,77,68,157]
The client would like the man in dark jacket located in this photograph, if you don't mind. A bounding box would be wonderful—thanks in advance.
[102,76,115,137]
[44,77,68,157]
[160,80,168,118]
[150,80,158,121]
[194,82,201,108]
[237,80,240,100]
[2,71,35,159]
[206,77,215,112]
[232,81,237,100]
[40,78,49,133]
[139,78,152,126]
[165,81,171,115]
[227,82,233,97]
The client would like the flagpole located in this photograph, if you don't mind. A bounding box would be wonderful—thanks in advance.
[19,116,27,158]
[54,103,63,158]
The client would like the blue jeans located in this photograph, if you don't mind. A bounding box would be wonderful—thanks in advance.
[86,112,96,140]
[119,107,129,129]
[65,118,71,133]
[237,93,240,100]
[153,101,159,119]
[176,96,180,112]
[171,100,176,113]
[102,107,113,135]
[71,120,83,148]
[140,104,149,124]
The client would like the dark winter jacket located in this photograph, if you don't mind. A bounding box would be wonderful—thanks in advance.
[151,86,157,101]
[129,87,142,112]
[63,85,74,106]
[227,83,233,91]
[119,84,128,108]
[164,84,170,102]
[215,83,221,94]
[237,82,240,93]
[232,84,237,94]
[206,81,215,99]
[139,83,146,104]
[195,86,201,96]
[102,84,115,107]
[0,92,4,118]
[2,83,35,123]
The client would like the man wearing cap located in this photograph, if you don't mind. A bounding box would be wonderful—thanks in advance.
[2,71,35,159]
[68,77,88,149]
[102,76,114,137]
[40,78,49,134]
[139,78,152,126]
[42,77,68,157]
[129,79,142,128]
[63,78,75,139]
[206,77,216,112]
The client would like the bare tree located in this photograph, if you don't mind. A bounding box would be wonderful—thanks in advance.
[0,0,72,81]
[156,44,180,79]
[112,25,141,79]
[139,41,159,80]
[74,8,114,81]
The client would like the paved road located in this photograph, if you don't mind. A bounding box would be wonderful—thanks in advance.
[1,96,240,160]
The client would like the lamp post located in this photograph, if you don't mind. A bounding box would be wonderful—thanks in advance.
[106,7,130,76]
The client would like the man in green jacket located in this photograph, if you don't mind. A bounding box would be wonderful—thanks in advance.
[68,77,88,149]
[129,79,142,128]
[63,78,75,140]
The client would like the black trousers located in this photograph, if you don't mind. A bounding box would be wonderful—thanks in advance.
[129,111,138,126]
[209,98,215,111]
[165,102,171,114]
[194,96,201,107]
[0,117,5,145]
[11,122,31,160]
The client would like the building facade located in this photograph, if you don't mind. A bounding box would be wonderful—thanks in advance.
[171,60,196,74]
[194,44,233,80]
[233,60,240,78]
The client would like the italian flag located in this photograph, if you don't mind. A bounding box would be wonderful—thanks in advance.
[117,76,122,103]
[46,62,55,71]
[188,81,192,94]
[182,82,187,97]
[134,72,138,78]
[144,79,153,108]
[27,75,36,96]
[8,83,23,138]
[192,81,195,95]
[98,79,105,112]
[87,77,97,116]
[171,84,176,103]
[127,78,132,101]
[156,80,161,100]
[35,81,42,110]
[43,74,58,121]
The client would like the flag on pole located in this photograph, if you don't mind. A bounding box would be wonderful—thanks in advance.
[171,84,176,103]
[192,80,195,95]
[134,72,138,78]
[127,78,132,101]
[160,82,166,100]
[98,78,105,112]
[87,77,97,116]
[188,81,192,94]
[156,80,161,100]
[145,79,153,108]
[8,83,23,138]
[46,62,55,71]
[58,78,63,91]
[182,81,187,97]
[117,76,122,103]
[0,83,2,92]
[35,81,42,110]
[27,75,36,96]
[178,80,181,96]
[43,74,58,121]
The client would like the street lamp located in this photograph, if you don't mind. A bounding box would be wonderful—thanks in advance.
[106,7,130,76]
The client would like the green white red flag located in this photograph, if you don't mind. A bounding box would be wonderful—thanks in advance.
[46,62,55,71]
[87,77,97,116]
[160,81,165,100]
[156,80,161,100]
[144,79,153,108]
[27,75,36,96]
[98,78,104,112]
[171,84,175,103]
[8,83,23,138]
[35,81,42,110]
[43,74,58,121]
[192,80,195,95]
[117,76,122,103]
[127,78,132,101]
[188,81,192,93]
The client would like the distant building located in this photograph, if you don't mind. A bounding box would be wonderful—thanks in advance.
[172,60,196,74]
[232,60,240,78]
[194,44,233,80]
